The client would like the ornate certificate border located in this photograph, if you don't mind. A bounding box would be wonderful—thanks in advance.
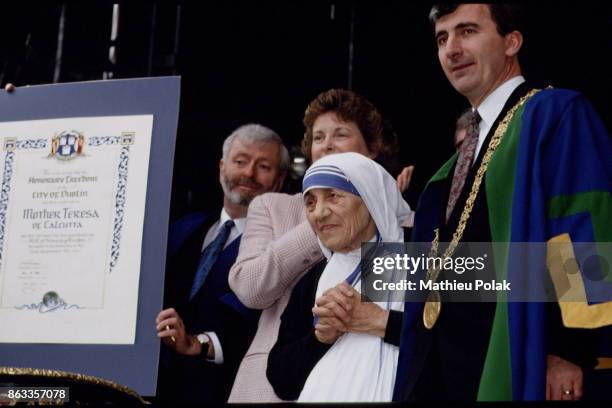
[0,135,133,277]
[0,133,137,313]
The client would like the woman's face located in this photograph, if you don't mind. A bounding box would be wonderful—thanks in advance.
[310,112,374,162]
[304,187,376,253]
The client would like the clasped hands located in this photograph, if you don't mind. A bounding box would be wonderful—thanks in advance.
[312,281,389,344]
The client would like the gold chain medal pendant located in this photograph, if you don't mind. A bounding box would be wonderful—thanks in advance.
[421,88,543,330]
[423,289,441,329]
[423,229,442,329]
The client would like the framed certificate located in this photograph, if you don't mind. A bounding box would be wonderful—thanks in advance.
[0,77,180,395]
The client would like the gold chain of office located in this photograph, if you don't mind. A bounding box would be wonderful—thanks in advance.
[428,87,542,270]
[422,87,543,330]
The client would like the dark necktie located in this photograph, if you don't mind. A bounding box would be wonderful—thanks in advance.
[446,110,481,223]
[189,219,235,300]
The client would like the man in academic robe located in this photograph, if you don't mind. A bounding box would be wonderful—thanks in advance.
[394,3,611,402]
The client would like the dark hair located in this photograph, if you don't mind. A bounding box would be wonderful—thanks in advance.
[301,88,398,161]
[429,3,524,36]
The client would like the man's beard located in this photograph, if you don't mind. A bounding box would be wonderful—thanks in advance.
[220,173,265,206]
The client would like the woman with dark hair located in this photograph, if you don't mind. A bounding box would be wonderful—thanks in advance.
[301,89,398,162]
[228,89,412,402]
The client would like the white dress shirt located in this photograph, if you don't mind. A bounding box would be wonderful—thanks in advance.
[474,75,525,159]
[200,208,246,364]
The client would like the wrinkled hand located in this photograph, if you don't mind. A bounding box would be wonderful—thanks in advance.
[312,284,352,344]
[313,281,388,338]
[396,165,414,193]
[546,354,583,401]
[313,283,353,324]
[314,317,343,344]
[155,308,200,356]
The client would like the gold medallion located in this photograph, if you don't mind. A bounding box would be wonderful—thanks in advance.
[423,290,441,329]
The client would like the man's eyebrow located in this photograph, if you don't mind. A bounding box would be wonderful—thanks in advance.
[435,22,480,41]
[455,22,480,31]
[434,29,447,41]
[232,152,251,158]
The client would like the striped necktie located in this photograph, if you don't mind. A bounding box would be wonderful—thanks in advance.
[446,110,481,223]
[189,219,235,300]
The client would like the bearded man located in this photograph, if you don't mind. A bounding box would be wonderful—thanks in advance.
[155,124,288,403]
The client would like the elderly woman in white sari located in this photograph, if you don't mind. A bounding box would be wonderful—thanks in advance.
[266,152,411,402]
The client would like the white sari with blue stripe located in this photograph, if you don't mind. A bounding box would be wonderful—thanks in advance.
[298,152,411,402]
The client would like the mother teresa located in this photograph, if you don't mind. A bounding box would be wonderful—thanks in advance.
[266,152,412,402]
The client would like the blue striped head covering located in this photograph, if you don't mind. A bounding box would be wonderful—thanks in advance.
[302,164,360,197]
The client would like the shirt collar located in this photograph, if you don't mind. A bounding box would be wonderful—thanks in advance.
[219,207,246,235]
[476,75,525,129]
